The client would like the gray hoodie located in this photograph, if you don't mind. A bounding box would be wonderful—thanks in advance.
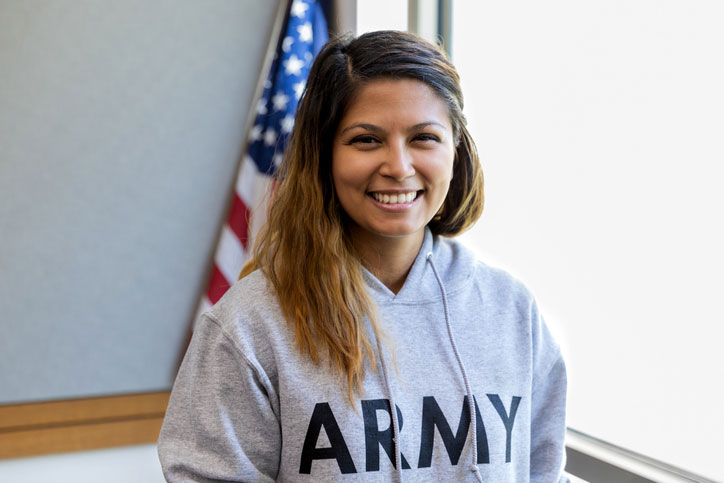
[158,229,568,482]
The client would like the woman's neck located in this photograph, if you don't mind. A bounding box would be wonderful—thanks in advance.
[349,227,424,294]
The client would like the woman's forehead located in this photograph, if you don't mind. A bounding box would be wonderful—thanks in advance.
[337,79,453,132]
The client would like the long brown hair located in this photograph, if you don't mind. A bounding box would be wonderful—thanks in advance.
[241,31,484,402]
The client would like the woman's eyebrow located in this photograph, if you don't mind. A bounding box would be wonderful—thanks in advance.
[409,121,446,131]
[339,123,382,135]
[339,121,445,135]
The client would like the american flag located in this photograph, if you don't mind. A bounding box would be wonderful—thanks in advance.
[198,0,328,315]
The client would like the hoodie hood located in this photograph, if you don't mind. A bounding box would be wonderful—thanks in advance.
[361,227,477,304]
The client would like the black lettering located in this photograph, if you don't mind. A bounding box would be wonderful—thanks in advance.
[361,399,411,471]
[418,396,466,467]
[417,396,490,468]
[487,394,522,463]
[299,402,357,474]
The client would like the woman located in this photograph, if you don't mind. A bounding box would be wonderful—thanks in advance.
[159,31,568,482]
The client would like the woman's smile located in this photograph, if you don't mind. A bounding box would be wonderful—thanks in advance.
[368,190,423,212]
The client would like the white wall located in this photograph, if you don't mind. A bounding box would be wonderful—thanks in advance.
[356,0,408,33]
[453,1,723,480]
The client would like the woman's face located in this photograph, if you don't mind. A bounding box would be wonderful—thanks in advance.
[331,78,456,247]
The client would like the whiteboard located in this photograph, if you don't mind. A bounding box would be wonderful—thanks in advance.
[453,1,724,481]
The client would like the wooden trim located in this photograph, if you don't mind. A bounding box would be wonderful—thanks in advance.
[0,390,170,459]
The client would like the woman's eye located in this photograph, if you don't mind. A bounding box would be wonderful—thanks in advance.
[349,135,379,145]
[349,134,380,148]
[414,133,440,142]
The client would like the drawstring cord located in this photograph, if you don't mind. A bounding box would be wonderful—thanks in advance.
[374,329,404,483]
[426,253,484,483]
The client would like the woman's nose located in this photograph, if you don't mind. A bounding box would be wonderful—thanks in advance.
[379,142,415,181]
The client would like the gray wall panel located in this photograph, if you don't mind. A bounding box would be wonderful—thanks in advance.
[0,0,281,403]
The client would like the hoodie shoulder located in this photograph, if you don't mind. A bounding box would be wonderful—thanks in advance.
[208,269,277,324]
[204,270,290,366]
[475,258,533,300]
[439,235,537,309]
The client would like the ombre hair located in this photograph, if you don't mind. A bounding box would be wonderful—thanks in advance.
[242,30,484,402]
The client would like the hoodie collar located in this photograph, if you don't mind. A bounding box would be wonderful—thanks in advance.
[361,227,476,304]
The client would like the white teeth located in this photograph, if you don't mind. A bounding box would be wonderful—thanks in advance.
[372,191,418,204]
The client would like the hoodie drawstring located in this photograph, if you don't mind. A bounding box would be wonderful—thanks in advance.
[427,252,484,483]
[374,328,404,483]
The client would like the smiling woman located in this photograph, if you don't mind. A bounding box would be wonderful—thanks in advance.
[158,31,568,482]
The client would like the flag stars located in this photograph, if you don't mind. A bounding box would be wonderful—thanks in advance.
[272,92,290,111]
[282,36,294,53]
[283,54,304,76]
[249,124,263,142]
[263,128,277,146]
[281,115,295,134]
[273,153,283,167]
[293,80,306,99]
[297,22,313,43]
[291,0,309,18]
[256,98,268,115]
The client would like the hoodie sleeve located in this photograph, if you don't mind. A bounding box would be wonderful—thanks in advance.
[529,300,569,483]
[158,313,280,482]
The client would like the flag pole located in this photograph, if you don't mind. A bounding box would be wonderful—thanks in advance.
[239,0,292,163]
[189,0,329,335]
[188,0,292,333]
